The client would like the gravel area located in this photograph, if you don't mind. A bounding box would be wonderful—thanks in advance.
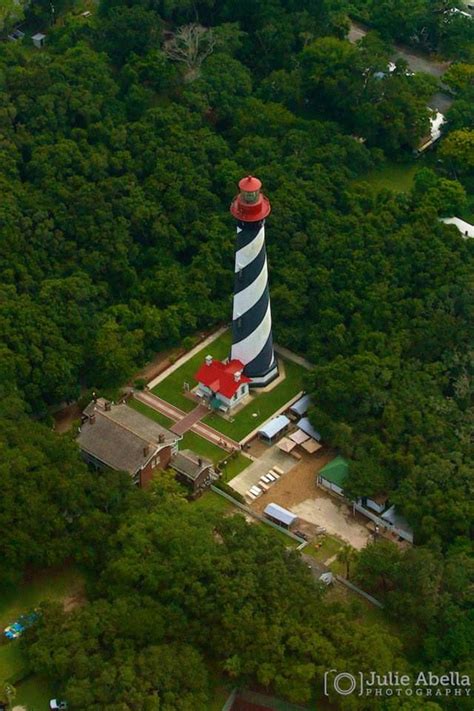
[250,449,370,549]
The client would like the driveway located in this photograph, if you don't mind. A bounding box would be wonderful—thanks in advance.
[293,497,370,550]
[348,21,453,112]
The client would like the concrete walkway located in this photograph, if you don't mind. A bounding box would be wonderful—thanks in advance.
[274,344,313,371]
[147,326,228,390]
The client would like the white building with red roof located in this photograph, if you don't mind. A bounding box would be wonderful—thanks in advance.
[194,355,251,412]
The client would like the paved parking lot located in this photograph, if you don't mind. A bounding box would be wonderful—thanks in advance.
[228,445,296,496]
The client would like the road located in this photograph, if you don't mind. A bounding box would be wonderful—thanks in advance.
[348,21,453,111]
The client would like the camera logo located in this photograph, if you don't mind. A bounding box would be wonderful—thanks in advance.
[324,670,359,696]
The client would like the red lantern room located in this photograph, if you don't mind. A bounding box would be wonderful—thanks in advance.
[230,175,271,222]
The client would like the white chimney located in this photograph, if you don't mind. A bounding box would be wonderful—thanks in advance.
[205,355,213,366]
[234,370,241,382]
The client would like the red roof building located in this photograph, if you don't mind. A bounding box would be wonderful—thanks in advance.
[194,356,251,411]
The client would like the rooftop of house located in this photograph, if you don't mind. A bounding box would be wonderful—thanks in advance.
[78,399,179,474]
[170,449,213,481]
[195,356,251,399]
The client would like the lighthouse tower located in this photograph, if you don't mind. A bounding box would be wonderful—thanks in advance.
[230,176,278,387]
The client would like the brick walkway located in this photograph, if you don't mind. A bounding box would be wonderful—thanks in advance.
[134,391,240,450]
[170,404,208,435]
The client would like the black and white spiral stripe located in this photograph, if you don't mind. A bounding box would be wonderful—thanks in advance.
[230,219,277,383]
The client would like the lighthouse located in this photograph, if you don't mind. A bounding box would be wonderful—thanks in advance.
[229,176,278,387]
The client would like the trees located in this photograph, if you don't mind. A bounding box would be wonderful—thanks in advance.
[0,406,135,586]
[439,128,474,176]
[25,480,406,709]
[164,24,216,81]
[0,0,26,33]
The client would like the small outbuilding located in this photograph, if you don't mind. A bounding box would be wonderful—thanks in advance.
[264,502,297,529]
[297,417,321,442]
[289,394,312,418]
[258,414,290,444]
[318,456,349,496]
[32,33,46,48]
[381,505,414,543]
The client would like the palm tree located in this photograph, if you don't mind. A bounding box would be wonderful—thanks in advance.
[337,545,358,580]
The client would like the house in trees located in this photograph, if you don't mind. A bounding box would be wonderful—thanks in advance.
[194,355,251,412]
[318,456,349,496]
[78,398,180,487]
[170,449,214,494]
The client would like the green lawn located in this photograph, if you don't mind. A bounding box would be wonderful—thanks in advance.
[304,535,344,564]
[128,398,174,428]
[15,675,53,711]
[219,452,252,482]
[192,490,236,518]
[152,331,232,412]
[203,359,306,441]
[0,566,84,631]
[180,431,227,463]
[354,161,419,193]
[0,642,26,685]
[0,566,84,705]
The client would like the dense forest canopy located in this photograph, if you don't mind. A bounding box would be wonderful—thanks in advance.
[0,0,473,707]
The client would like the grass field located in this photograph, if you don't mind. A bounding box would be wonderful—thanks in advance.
[15,675,53,710]
[219,452,252,482]
[152,331,232,412]
[354,161,419,193]
[0,566,84,707]
[0,567,84,632]
[180,430,227,462]
[192,490,236,518]
[203,359,306,441]
[128,398,174,428]
[304,535,344,564]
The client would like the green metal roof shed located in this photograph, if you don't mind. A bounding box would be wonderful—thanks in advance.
[318,456,349,493]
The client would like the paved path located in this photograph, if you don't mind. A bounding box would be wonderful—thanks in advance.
[134,391,239,450]
[171,404,208,435]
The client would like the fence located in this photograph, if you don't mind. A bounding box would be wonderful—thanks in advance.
[210,485,307,546]
[335,575,384,608]
[352,501,413,543]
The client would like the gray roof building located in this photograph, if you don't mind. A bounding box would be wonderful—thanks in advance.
[170,449,212,482]
[78,399,179,476]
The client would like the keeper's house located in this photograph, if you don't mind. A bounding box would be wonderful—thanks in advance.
[78,398,179,488]
[195,355,251,412]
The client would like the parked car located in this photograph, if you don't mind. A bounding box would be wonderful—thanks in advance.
[4,611,39,639]
[50,700,68,710]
